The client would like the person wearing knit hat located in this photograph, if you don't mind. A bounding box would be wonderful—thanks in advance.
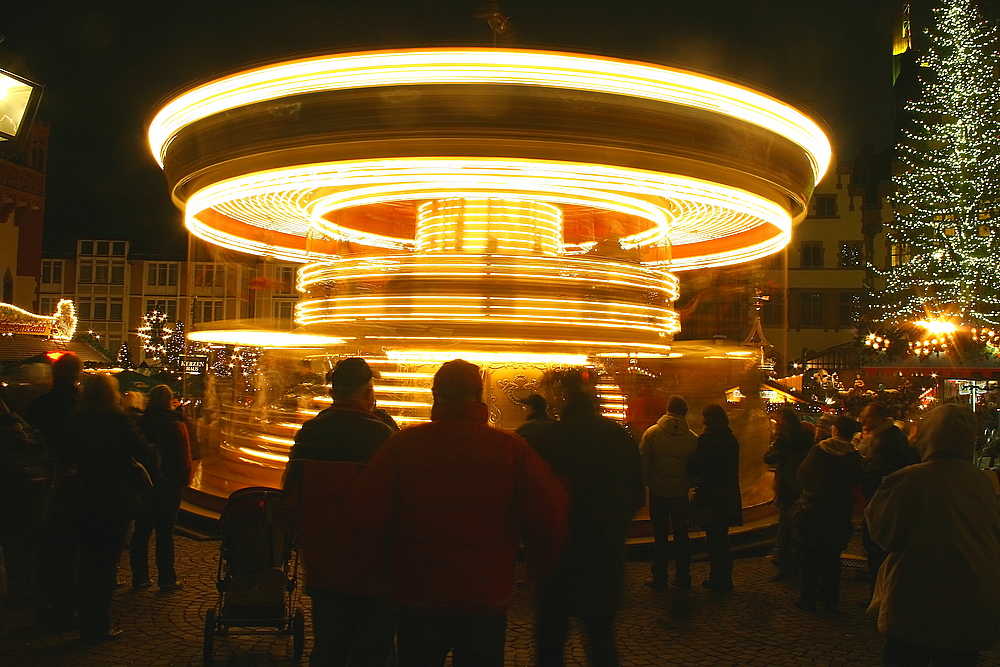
[866,404,1000,665]
[352,359,569,667]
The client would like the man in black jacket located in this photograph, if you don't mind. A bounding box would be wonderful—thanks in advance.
[283,357,395,667]
[518,371,644,667]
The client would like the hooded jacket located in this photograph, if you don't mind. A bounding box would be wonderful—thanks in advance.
[639,413,698,498]
[866,404,1000,651]
[795,437,862,550]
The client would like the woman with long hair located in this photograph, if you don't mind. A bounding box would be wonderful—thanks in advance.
[691,404,743,592]
[67,374,153,641]
[130,384,193,592]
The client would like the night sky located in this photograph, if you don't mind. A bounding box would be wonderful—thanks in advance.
[1,0,895,255]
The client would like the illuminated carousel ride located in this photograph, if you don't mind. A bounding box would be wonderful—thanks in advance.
[148,49,830,521]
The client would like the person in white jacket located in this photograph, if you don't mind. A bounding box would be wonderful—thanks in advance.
[865,403,1000,667]
[639,395,698,591]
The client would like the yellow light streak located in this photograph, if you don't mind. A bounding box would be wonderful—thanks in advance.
[258,434,296,446]
[187,330,345,347]
[375,399,435,408]
[148,48,829,181]
[297,254,680,296]
[367,335,674,354]
[238,447,289,463]
[386,350,590,365]
[185,158,788,269]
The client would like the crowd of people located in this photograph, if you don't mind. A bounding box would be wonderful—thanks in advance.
[762,401,1000,666]
[0,352,193,641]
[2,352,999,667]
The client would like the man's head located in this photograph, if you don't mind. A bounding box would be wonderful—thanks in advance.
[522,393,547,414]
[666,395,688,417]
[432,359,483,403]
[831,415,861,441]
[860,401,890,430]
[328,357,380,408]
[51,352,83,386]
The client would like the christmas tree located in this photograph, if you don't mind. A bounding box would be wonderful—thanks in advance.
[874,0,1000,330]
[137,311,173,365]
[165,321,185,371]
[116,342,135,370]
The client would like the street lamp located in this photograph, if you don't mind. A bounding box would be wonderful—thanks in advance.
[0,36,43,152]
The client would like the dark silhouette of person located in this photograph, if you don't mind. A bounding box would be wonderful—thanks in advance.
[765,407,814,580]
[520,371,644,667]
[691,404,743,592]
[793,415,862,613]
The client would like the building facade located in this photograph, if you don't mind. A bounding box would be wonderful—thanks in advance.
[0,122,46,312]
[40,237,301,365]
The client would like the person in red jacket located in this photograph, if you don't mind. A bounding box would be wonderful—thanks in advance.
[352,359,569,667]
[283,357,395,667]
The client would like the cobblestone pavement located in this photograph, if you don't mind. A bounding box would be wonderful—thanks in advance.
[3,535,1000,666]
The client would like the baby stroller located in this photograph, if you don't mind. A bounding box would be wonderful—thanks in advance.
[203,486,305,665]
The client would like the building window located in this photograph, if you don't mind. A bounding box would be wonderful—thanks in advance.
[274,266,297,295]
[92,298,108,321]
[79,260,93,284]
[79,241,94,256]
[146,299,178,321]
[94,261,108,284]
[799,292,824,327]
[112,241,126,256]
[889,242,911,267]
[41,260,63,285]
[147,262,178,287]
[194,263,225,288]
[40,296,61,314]
[812,194,838,218]
[96,241,109,256]
[839,242,862,268]
[273,300,296,324]
[77,299,91,320]
[109,298,123,322]
[111,260,125,284]
[839,292,860,327]
[194,299,224,323]
[800,242,824,268]
[762,292,783,327]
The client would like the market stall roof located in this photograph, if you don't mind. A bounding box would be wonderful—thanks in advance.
[0,335,108,367]
[863,358,1000,380]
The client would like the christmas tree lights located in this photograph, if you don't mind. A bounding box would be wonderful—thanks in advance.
[165,321,185,371]
[137,311,173,365]
[874,0,1000,331]
[116,342,134,370]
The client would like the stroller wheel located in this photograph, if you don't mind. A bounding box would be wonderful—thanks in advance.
[203,609,216,665]
[292,607,305,662]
